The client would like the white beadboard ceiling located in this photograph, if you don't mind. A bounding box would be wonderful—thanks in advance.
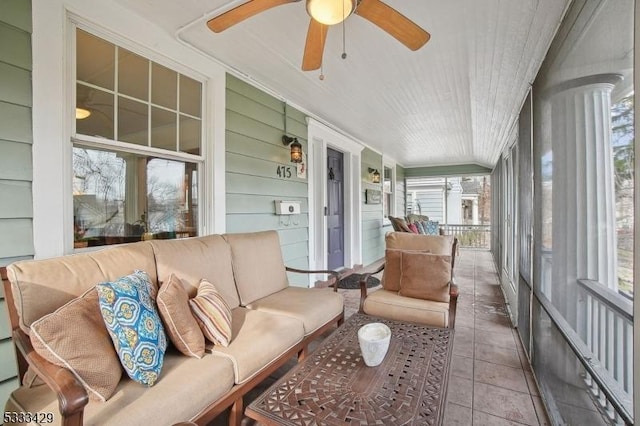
[115,0,569,168]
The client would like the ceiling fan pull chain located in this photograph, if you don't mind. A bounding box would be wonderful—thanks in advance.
[341,0,347,59]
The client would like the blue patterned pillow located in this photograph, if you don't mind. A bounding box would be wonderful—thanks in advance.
[97,270,167,386]
[425,220,440,235]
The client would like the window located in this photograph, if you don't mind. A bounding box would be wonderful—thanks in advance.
[73,29,203,248]
[383,166,393,218]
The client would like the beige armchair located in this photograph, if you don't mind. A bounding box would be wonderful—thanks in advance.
[359,232,459,328]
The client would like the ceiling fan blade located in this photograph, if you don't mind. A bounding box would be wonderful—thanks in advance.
[302,19,328,71]
[207,0,298,33]
[355,0,430,50]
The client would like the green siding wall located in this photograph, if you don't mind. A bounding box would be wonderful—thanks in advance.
[361,148,384,265]
[404,163,492,177]
[0,0,33,406]
[225,75,310,286]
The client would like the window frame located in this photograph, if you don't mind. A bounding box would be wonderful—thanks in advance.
[382,160,396,224]
[70,22,207,251]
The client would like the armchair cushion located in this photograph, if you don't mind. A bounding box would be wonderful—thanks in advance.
[382,249,432,292]
[398,252,451,303]
[363,290,450,327]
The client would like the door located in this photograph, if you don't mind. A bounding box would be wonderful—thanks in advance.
[327,148,344,269]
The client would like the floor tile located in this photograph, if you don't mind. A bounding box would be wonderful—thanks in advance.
[475,317,514,335]
[473,409,525,425]
[473,382,538,426]
[451,355,474,379]
[525,371,540,396]
[532,396,550,425]
[447,376,474,408]
[474,359,529,393]
[443,402,473,425]
[475,343,522,368]
[475,329,516,349]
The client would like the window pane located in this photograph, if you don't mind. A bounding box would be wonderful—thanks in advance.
[73,146,198,248]
[118,96,148,146]
[152,63,177,109]
[151,107,176,151]
[76,29,114,90]
[76,84,114,139]
[180,75,202,117]
[179,115,201,155]
[147,159,198,238]
[118,48,148,101]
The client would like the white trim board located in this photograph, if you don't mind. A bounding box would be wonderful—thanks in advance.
[307,118,364,286]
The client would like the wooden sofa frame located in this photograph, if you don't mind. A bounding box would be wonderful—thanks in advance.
[1,266,344,426]
[356,238,459,329]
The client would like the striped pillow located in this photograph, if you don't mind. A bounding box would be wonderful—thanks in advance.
[189,279,232,347]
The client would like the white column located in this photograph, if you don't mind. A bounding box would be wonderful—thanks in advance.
[550,73,621,328]
[472,198,479,225]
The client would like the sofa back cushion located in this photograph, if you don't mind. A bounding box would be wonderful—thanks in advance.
[224,231,288,306]
[150,235,240,309]
[7,242,157,334]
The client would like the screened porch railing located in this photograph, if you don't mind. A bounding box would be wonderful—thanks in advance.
[440,224,490,248]
[577,279,634,425]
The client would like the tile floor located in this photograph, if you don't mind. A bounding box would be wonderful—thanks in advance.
[340,249,550,426]
[220,249,551,425]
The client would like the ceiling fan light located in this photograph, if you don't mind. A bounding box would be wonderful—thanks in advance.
[306,0,355,26]
[75,107,91,120]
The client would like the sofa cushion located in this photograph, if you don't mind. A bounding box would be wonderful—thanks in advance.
[189,279,233,347]
[223,231,289,306]
[29,287,121,402]
[150,235,240,309]
[386,232,453,255]
[6,349,236,426]
[157,274,205,358]
[207,308,304,384]
[7,242,157,334]
[97,271,167,386]
[424,220,440,235]
[245,287,343,336]
[389,216,411,233]
[363,289,450,328]
[398,252,451,302]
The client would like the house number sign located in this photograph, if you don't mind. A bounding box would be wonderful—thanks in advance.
[276,165,293,179]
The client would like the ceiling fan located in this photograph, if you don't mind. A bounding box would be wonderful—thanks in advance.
[206,0,430,71]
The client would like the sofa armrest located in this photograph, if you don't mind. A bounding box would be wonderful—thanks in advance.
[285,266,341,292]
[358,263,386,313]
[13,329,89,422]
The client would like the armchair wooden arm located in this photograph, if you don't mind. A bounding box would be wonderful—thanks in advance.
[285,266,341,292]
[449,280,459,329]
[358,263,386,313]
[13,329,89,425]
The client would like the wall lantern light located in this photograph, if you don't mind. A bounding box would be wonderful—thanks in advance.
[368,168,381,183]
[283,135,303,163]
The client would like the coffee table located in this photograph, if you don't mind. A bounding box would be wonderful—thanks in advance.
[246,313,454,425]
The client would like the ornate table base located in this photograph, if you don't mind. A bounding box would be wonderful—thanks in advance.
[246,313,454,425]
